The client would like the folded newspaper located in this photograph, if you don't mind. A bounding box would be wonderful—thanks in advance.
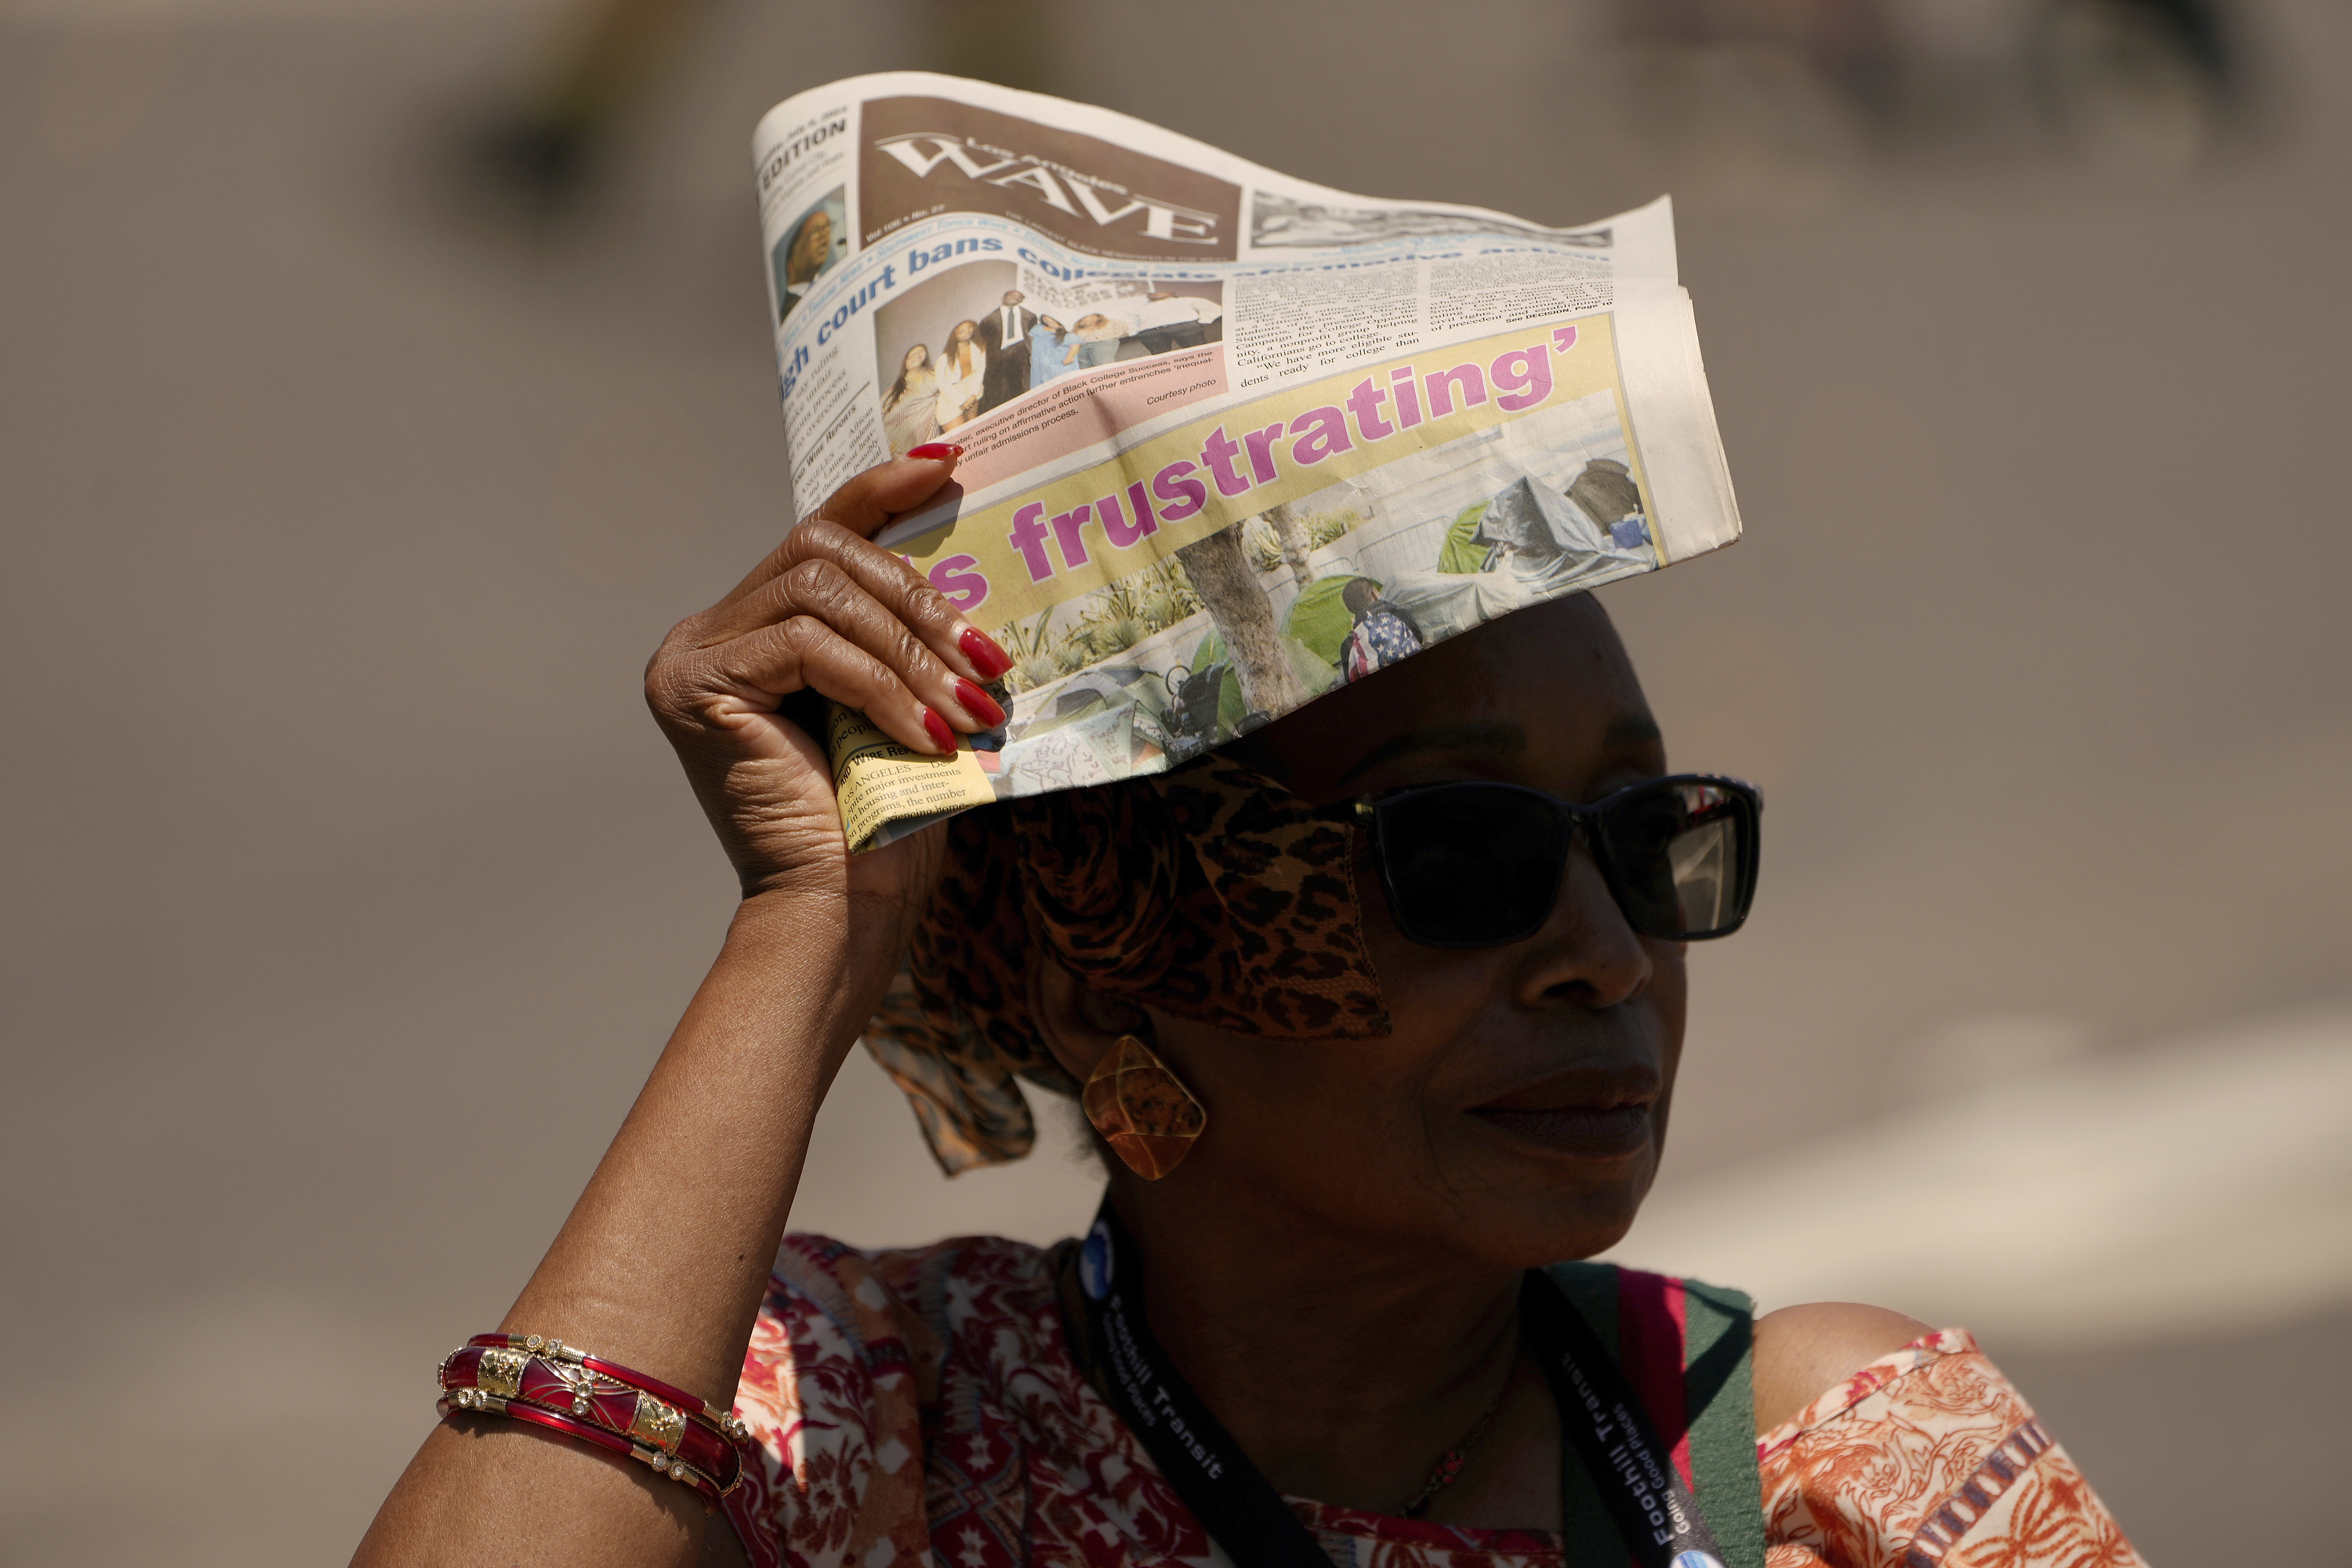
[753,74,1741,851]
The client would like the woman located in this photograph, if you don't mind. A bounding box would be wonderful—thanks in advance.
[1065,311,1130,371]
[358,452,2142,1567]
[1029,313,1075,390]
[880,344,940,458]
[935,320,985,431]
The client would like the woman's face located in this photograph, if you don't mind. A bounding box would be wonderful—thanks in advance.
[902,344,930,372]
[1041,314,1065,332]
[1153,594,1687,1269]
[950,321,975,343]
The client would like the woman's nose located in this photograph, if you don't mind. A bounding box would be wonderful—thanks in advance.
[1516,847,1654,1011]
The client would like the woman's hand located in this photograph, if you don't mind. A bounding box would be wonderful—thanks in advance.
[644,452,1010,924]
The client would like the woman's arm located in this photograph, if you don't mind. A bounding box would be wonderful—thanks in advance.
[354,453,999,1568]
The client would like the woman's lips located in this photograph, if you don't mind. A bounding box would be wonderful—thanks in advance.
[1471,1102,1655,1158]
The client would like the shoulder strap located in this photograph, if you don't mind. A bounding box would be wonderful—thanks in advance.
[1541,1263,1766,1568]
[1679,1279,1764,1568]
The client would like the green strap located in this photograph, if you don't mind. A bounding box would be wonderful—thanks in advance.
[1540,1264,1764,1568]
[1681,1279,1765,1568]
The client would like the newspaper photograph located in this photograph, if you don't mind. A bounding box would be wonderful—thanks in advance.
[752,74,1741,851]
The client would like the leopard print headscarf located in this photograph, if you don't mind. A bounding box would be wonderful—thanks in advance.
[863,754,1391,1174]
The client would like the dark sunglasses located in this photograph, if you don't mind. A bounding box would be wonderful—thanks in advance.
[1324,774,1762,949]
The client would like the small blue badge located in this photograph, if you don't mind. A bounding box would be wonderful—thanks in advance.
[1671,1553,1723,1568]
[1079,1220,1115,1301]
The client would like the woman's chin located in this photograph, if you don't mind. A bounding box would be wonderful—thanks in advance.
[1425,1119,1660,1264]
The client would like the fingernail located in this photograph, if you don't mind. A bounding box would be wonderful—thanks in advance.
[908,442,964,462]
[960,626,1013,679]
[920,706,956,754]
[953,677,1007,728]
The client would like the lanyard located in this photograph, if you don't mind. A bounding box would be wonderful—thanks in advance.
[1519,1269,1728,1567]
[1074,1201,1726,1568]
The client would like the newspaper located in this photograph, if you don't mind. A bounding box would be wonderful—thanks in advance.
[752,73,1741,851]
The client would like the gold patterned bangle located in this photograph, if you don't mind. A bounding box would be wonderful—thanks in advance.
[438,1388,713,1498]
[478,1334,742,1438]
[450,1334,751,1486]
[437,1336,749,1506]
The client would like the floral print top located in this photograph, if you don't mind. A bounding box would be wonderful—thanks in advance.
[721,1234,2142,1568]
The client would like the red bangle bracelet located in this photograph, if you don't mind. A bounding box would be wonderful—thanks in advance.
[463,1334,742,1436]
[437,1340,749,1499]
[438,1348,742,1499]
[437,1389,720,1490]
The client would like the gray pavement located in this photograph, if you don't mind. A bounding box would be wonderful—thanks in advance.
[4,2,2349,1560]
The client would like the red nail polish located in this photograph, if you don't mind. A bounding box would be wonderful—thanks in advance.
[920,707,956,753]
[954,678,1007,728]
[960,626,1013,680]
[908,441,964,462]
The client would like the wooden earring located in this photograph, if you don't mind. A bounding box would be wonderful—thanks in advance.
[1081,1035,1207,1180]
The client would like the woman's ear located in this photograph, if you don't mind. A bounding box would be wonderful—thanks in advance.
[1029,950,1150,1086]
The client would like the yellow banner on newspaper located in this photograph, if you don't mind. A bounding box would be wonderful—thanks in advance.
[893,317,1630,629]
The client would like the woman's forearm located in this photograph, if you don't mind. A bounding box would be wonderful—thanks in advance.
[354,889,880,1568]
[502,889,875,1388]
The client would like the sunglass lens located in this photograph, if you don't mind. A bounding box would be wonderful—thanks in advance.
[1377,786,1570,946]
[1598,780,1755,939]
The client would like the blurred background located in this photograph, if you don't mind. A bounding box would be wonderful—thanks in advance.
[3,0,2347,1560]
